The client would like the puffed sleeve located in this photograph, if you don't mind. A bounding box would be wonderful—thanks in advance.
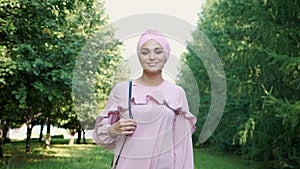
[92,87,120,151]
[173,87,197,169]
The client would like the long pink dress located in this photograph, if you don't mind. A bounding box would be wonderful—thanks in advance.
[93,80,197,169]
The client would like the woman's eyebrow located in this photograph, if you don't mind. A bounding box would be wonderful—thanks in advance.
[141,47,163,50]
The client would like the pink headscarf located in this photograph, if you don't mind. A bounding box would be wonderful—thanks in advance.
[137,29,171,61]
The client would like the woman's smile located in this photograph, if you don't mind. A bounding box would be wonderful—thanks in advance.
[147,62,159,67]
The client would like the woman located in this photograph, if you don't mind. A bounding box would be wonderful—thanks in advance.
[93,29,197,169]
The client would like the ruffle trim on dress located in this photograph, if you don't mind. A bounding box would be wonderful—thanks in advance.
[134,94,196,118]
[95,102,120,124]
[139,94,197,132]
[97,94,197,129]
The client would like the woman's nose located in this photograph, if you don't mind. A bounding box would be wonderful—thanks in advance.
[149,52,155,60]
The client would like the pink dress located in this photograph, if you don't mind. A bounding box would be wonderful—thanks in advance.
[93,80,197,169]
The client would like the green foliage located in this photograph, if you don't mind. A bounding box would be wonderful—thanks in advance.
[72,24,124,130]
[179,0,300,168]
[0,0,122,133]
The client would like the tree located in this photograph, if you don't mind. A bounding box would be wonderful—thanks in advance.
[0,0,122,152]
[180,0,300,168]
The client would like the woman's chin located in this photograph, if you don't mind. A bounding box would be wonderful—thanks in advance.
[143,67,162,74]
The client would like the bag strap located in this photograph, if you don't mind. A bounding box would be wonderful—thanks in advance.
[113,80,133,168]
[128,80,133,119]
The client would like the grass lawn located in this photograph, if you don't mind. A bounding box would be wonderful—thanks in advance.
[0,138,261,169]
[194,148,261,169]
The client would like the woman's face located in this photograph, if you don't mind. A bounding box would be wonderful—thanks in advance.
[139,39,166,73]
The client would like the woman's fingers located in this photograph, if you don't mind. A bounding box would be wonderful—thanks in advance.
[109,119,137,136]
[119,119,137,127]
[119,119,136,135]
[120,126,136,135]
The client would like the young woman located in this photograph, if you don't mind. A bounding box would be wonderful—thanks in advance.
[93,29,197,169]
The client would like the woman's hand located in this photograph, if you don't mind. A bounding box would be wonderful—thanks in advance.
[108,119,137,137]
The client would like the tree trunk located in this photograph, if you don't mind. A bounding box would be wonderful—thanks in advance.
[68,129,76,145]
[0,121,3,158]
[45,117,51,149]
[3,120,10,144]
[0,135,3,159]
[76,125,82,144]
[83,128,87,144]
[25,123,33,153]
[38,120,44,142]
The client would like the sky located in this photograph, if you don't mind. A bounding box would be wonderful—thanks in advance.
[104,0,202,24]
[103,0,203,80]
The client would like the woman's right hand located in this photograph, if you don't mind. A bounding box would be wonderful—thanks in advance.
[108,119,137,137]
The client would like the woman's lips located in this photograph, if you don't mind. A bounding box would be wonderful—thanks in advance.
[147,62,159,67]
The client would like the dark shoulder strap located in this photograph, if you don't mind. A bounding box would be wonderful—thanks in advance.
[128,80,133,119]
[113,80,133,168]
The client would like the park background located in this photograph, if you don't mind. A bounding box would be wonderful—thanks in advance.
[0,0,299,169]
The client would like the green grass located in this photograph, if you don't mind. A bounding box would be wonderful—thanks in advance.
[194,148,261,169]
[0,139,261,169]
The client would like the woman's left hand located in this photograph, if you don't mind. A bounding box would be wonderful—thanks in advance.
[108,119,137,137]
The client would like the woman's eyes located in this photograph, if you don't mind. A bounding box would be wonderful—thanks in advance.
[155,50,163,54]
[141,49,163,55]
[141,51,150,55]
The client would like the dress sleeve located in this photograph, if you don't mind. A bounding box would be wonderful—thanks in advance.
[173,87,197,169]
[92,88,120,151]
